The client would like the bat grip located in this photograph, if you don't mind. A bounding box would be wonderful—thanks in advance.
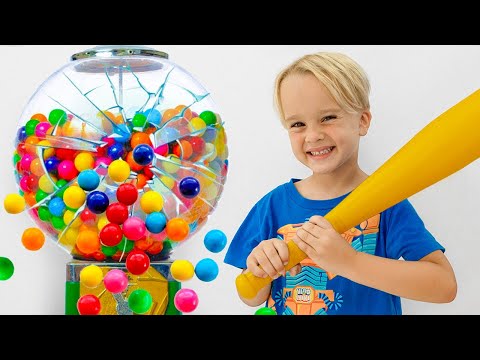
[235,241,307,299]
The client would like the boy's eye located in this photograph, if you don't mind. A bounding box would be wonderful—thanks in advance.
[290,122,304,128]
[322,115,337,122]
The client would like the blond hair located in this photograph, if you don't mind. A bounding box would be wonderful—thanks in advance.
[274,52,370,123]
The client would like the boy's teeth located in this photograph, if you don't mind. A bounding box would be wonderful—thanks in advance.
[311,147,333,155]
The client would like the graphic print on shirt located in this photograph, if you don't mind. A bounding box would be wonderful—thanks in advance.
[266,213,380,315]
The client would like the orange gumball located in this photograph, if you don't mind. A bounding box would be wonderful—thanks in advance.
[25,136,39,155]
[24,192,37,207]
[175,105,192,120]
[76,230,100,255]
[31,113,48,123]
[161,108,179,124]
[130,132,152,148]
[165,218,190,242]
[22,227,45,251]
[173,140,193,160]
[132,173,148,189]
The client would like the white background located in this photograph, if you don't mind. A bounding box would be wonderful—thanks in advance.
[0,45,479,315]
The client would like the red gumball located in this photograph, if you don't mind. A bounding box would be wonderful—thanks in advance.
[56,147,77,161]
[106,202,129,224]
[99,223,123,247]
[80,209,97,223]
[77,294,101,315]
[189,136,205,154]
[116,183,138,205]
[126,250,150,275]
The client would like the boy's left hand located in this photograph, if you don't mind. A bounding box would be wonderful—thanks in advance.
[292,215,357,275]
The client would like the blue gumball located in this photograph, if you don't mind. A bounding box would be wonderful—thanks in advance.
[44,156,60,173]
[48,197,66,217]
[77,169,100,191]
[86,191,110,214]
[132,144,154,166]
[195,258,219,282]
[179,177,200,199]
[144,108,162,125]
[204,229,227,253]
[107,142,125,160]
[145,212,167,234]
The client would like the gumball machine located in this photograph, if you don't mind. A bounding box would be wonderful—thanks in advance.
[7,45,229,315]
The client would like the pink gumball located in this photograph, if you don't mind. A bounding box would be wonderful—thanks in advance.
[104,269,129,294]
[20,154,34,171]
[174,288,199,313]
[35,122,51,138]
[123,216,146,241]
[95,157,112,175]
[57,160,78,181]
[154,144,169,157]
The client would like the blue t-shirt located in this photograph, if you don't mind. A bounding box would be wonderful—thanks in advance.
[224,178,445,315]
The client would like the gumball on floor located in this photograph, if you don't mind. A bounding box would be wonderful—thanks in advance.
[174,288,198,313]
[0,257,14,281]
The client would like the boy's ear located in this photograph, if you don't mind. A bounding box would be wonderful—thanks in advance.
[359,110,372,137]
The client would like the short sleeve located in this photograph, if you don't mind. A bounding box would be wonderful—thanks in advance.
[385,199,445,261]
[224,203,267,269]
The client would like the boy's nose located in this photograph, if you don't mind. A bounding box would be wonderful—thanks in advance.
[305,128,325,143]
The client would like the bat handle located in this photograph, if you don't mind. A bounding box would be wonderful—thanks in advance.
[235,241,307,299]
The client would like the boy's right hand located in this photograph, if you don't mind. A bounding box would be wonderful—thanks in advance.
[246,239,302,279]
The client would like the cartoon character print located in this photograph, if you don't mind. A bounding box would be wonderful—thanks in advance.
[267,214,380,315]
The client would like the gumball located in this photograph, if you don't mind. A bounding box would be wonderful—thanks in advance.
[76,230,100,255]
[165,218,189,242]
[145,212,167,233]
[77,169,100,191]
[49,109,68,126]
[199,110,217,126]
[55,147,77,161]
[106,202,129,225]
[104,269,128,293]
[38,174,56,193]
[132,144,154,166]
[174,288,198,313]
[44,156,60,173]
[4,193,26,214]
[99,223,123,247]
[189,136,205,154]
[17,126,27,142]
[130,132,152,148]
[48,197,66,217]
[175,104,192,120]
[55,179,68,198]
[35,122,51,138]
[140,191,164,214]
[154,143,169,157]
[97,215,110,231]
[173,140,193,159]
[63,186,86,209]
[58,160,79,181]
[123,217,146,241]
[21,228,45,251]
[170,259,195,281]
[74,152,95,172]
[25,119,40,136]
[144,108,162,125]
[116,183,138,205]
[194,258,219,282]
[108,159,131,182]
[117,237,135,253]
[77,294,101,315]
[255,307,276,315]
[38,206,52,222]
[80,208,96,223]
[107,142,125,160]
[204,229,227,253]
[128,289,152,314]
[86,191,109,214]
[179,177,200,199]
[80,264,104,288]
[188,117,206,136]
[0,257,15,280]
[125,250,150,275]
[20,153,35,172]
[132,113,147,128]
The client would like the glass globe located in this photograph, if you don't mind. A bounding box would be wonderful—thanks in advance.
[12,45,228,262]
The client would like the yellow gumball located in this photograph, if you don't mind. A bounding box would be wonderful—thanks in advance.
[108,159,131,182]
[63,210,82,228]
[204,143,217,162]
[140,191,164,214]
[38,175,57,194]
[74,152,95,172]
[160,175,175,189]
[37,140,55,159]
[163,155,181,174]
[188,117,207,136]
[97,215,110,231]
[4,193,25,214]
[79,264,104,288]
[170,259,195,281]
[63,186,86,209]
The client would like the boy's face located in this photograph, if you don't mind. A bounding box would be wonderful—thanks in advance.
[280,72,371,175]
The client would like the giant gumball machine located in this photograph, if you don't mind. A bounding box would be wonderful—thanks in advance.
[6,46,228,315]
